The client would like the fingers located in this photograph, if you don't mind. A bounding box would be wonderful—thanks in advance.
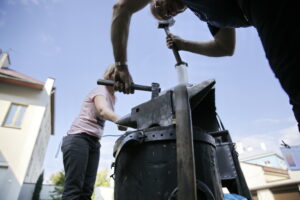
[113,67,134,94]
[114,81,122,92]
[166,34,174,49]
[115,81,128,93]
[114,80,134,94]
[124,81,131,94]
[118,125,127,131]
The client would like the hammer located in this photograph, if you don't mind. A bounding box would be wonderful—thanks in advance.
[97,79,161,99]
[158,18,186,66]
[158,17,188,84]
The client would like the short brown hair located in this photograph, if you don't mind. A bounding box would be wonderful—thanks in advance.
[150,0,167,20]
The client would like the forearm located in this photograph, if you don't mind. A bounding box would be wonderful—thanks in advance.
[179,27,235,57]
[180,39,233,57]
[111,3,132,63]
[99,107,120,122]
[111,0,150,63]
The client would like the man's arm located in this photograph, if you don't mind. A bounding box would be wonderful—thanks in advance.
[166,28,236,57]
[111,0,150,94]
[111,0,150,62]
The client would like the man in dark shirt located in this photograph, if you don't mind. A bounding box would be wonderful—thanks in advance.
[111,0,300,131]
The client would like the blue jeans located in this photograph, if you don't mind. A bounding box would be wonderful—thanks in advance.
[61,133,100,200]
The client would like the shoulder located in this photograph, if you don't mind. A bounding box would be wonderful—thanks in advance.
[88,86,109,100]
[207,23,220,36]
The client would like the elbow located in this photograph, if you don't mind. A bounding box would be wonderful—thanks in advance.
[224,48,234,56]
[113,1,132,16]
[218,44,235,56]
[98,108,106,119]
[113,2,124,13]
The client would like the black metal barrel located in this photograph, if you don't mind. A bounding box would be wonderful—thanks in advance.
[113,125,223,200]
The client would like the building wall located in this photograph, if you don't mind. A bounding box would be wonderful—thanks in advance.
[0,79,54,200]
[240,162,266,188]
[24,103,52,183]
[245,155,286,169]
[241,162,300,200]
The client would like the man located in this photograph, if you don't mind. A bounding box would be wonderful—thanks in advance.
[111,0,235,93]
[111,0,300,131]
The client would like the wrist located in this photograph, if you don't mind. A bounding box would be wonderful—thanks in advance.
[179,40,186,50]
[115,61,128,69]
[113,115,120,122]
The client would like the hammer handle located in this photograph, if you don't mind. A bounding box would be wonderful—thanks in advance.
[164,27,185,65]
[97,79,152,92]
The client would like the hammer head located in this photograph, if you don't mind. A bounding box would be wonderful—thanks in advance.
[158,17,175,29]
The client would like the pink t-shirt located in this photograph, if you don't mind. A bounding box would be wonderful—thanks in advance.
[68,86,115,139]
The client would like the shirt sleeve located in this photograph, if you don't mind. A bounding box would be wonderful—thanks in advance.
[207,23,220,36]
[88,86,107,101]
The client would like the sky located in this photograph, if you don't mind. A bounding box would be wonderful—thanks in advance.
[1,0,299,182]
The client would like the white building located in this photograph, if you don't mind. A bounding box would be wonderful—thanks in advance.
[237,142,300,200]
[0,52,55,200]
[241,162,300,200]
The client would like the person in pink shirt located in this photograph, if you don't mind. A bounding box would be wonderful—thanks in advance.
[61,65,126,200]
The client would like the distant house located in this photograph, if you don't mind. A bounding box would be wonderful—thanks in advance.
[235,142,300,200]
[240,151,287,170]
[241,162,300,200]
[0,52,55,200]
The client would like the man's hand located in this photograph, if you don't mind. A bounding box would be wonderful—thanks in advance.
[118,125,128,131]
[166,33,185,50]
[114,65,134,94]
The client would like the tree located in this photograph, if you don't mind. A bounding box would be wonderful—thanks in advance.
[49,169,111,200]
[32,171,44,200]
[94,169,111,187]
[50,171,65,200]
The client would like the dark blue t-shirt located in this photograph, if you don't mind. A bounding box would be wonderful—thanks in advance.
[182,0,249,28]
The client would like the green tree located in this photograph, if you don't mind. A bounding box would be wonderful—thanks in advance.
[50,171,65,200]
[32,171,44,200]
[94,169,110,187]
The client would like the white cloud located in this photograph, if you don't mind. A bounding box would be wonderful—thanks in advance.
[0,10,6,27]
[40,33,54,43]
[278,125,300,146]
[0,21,5,27]
[39,32,62,56]
[6,0,63,6]
[6,0,17,5]
[253,118,281,124]
[20,0,40,5]
[252,116,295,126]
[236,124,300,154]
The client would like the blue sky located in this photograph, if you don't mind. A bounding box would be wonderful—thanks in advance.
[1,0,299,182]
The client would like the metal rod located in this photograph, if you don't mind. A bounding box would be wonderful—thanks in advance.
[174,84,197,200]
[97,79,152,92]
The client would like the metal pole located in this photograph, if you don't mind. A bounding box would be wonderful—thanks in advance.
[174,84,197,200]
[158,17,197,200]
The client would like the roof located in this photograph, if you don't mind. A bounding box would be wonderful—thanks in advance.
[0,67,44,89]
[239,151,284,161]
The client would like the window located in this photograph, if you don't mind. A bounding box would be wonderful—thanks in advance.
[264,160,271,165]
[2,103,27,128]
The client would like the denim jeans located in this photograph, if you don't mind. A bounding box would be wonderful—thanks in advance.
[61,133,100,200]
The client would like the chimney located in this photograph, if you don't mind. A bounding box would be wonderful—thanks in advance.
[235,142,244,154]
[0,50,11,68]
[260,142,267,151]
